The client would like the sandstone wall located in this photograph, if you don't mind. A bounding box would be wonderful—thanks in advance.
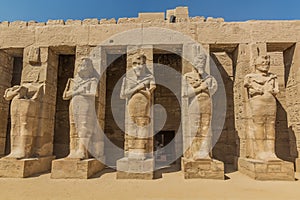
[1,7,300,168]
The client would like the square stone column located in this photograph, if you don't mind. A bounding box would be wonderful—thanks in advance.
[233,43,252,161]
[0,46,56,178]
[51,46,106,179]
[236,43,294,181]
[285,43,300,172]
[116,45,155,179]
[0,50,13,156]
[181,43,224,179]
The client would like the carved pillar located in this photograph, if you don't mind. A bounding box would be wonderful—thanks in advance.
[285,43,300,172]
[0,46,56,178]
[51,45,105,179]
[181,43,224,179]
[236,43,294,181]
[117,45,155,179]
[0,51,13,156]
[232,44,251,163]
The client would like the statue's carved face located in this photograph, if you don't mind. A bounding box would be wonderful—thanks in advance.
[193,55,206,75]
[132,56,146,77]
[255,56,271,73]
[78,59,93,78]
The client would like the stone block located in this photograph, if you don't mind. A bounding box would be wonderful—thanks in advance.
[118,18,138,24]
[82,19,99,25]
[51,158,105,179]
[99,18,116,24]
[47,20,64,25]
[181,158,224,179]
[0,137,6,155]
[238,158,295,181]
[28,21,45,26]
[138,12,165,21]
[190,16,205,23]
[9,21,27,28]
[116,157,154,179]
[0,156,54,178]
[0,21,9,27]
[27,46,40,64]
[206,17,225,23]
[166,9,175,21]
[65,20,82,25]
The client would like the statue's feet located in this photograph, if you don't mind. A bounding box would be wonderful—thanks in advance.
[255,152,279,161]
[5,151,26,159]
[265,152,280,161]
[193,153,211,161]
[66,151,87,160]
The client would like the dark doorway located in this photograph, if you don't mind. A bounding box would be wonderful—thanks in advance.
[53,55,75,158]
[104,54,127,166]
[154,131,176,164]
[5,57,23,155]
[153,52,182,171]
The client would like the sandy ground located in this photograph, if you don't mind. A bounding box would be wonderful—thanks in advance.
[0,168,300,200]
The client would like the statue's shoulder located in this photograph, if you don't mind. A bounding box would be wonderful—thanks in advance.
[244,73,256,79]
[184,71,197,79]
[90,77,99,82]
[244,73,262,82]
[268,73,277,79]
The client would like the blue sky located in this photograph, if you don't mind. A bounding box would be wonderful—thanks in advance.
[0,0,299,22]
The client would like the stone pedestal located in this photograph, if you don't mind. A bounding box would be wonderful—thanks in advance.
[238,158,295,181]
[0,156,55,178]
[51,158,105,179]
[181,158,224,179]
[116,157,154,179]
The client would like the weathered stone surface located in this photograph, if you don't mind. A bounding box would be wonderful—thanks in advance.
[51,158,105,179]
[0,6,299,182]
[182,158,224,179]
[138,12,165,23]
[47,19,64,25]
[116,158,154,179]
[65,19,82,25]
[296,158,300,172]
[0,156,54,178]
[238,158,294,181]
[99,18,116,24]
[62,57,100,160]
[9,21,27,28]
[206,17,225,23]
[82,18,99,25]
[28,21,45,26]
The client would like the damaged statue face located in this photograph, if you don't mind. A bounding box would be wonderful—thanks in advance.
[255,55,271,73]
[193,54,207,75]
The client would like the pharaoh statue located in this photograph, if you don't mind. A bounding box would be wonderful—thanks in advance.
[3,82,45,159]
[183,53,217,160]
[244,55,279,161]
[63,57,99,159]
[120,54,156,160]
